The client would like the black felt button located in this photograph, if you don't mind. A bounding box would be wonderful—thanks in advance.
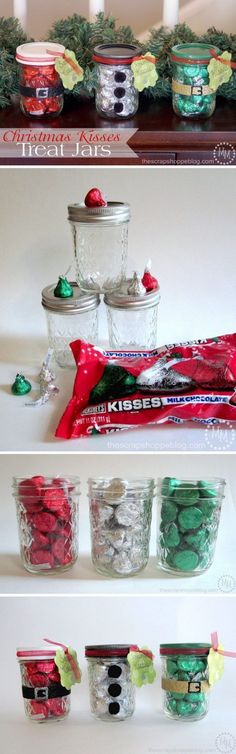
[108,683,122,697]
[114,87,126,99]
[114,72,126,83]
[114,102,124,114]
[108,665,122,679]
[109,702,120,715]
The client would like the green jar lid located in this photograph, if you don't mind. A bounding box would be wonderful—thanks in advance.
[171,43,221,65]
[160,643,211,656]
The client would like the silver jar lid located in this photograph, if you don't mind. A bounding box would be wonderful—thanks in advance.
[104,279,161,310]
[68,202,130,225]
[42,282,100,314]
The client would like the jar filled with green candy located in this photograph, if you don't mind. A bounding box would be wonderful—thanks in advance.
[157,477,225,575]
[160,644,211,721]
[171,44,221,119]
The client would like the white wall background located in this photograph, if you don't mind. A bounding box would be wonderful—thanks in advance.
[0,167,235,350]
[2,0,236,36]
[1,595,236,754]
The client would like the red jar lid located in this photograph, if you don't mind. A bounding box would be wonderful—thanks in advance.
[85,644,135,658]
[160,643,211,656]
[16,647,57,660]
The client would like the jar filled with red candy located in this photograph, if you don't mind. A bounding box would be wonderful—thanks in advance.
[17,648,71,722]
[13,475,79,573]
[16,42,65,118]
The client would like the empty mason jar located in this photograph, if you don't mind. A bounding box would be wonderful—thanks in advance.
[89,477,154,577]
[16,42,65,118]
[42,282,100,367]
[157,477,225,575]
[68,202,130,293]
[17,648,71,722]
[13,475,79,573]
[93,44,141,119]
[171,44,220,119]
[104,279,161,349]
[86,645,135,721]
[160,643,211,721]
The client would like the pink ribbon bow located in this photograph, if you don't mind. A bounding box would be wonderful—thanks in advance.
[211,632,236,658]
[129,645,154,660]
[44,638,81,680]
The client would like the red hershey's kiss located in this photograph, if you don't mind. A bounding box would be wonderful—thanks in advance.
[142,269,158,292]
[84,188,107,207]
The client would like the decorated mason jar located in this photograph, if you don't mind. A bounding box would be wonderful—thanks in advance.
[160,643,211,721]
[86,644,135,721]
[68,201,130,293]
[16,647,71,722]
[104,274,160,350]
[16,42,65,118]
[88,477,154,577]
[13,475,79,573]
[171,44,221,119]
[92,44,141,119]
[157,477,225,575]
[42,281,100,367]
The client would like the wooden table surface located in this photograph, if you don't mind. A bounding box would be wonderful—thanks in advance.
[0,96,235,165]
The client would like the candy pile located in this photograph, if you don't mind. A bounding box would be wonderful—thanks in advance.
[161,647,210,720]
[157,477,225,574]
[89,478,154,577]
[86,647,135,720]
[171,45,219,119]
[19,64,63,117]
[14,475,79,573]
[19,656,71,722]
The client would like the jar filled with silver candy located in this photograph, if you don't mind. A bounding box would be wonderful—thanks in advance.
[88,477,154,577]
[104,275,161,350]
[42,282,100,367]
[86,645,135,721]
[68,202,130,293]
[92,44,141,119]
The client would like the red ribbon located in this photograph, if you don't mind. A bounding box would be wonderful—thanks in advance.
[211,632,236,658]
[129,645,154,660]
[46,48,83,75]
[132,55,157,65]
[44,638,81,680]
[210,49,236,69]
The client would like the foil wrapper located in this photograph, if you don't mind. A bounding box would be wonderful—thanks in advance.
[88,658,135,720]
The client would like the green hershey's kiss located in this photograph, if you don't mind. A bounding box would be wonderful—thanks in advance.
[161,500,178,525]
[174,483,200,506]
[89,365,136,404]
[54,276,73,298]
[11,373,32,396]
[163,523,180,549]
[173,549,199,571]
[178,506,204,531]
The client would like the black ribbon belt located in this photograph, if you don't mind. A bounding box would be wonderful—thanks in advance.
[19,85,63,98]
[22,683,71,700]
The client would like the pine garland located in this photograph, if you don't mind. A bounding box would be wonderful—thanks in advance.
[0,14,235,108]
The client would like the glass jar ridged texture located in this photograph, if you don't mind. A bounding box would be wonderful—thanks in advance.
[171,44,220,119]
[45,308,99,367]
[87,655,135,720]
[18,655,71,722]
[95,62,139,118]
[161,646,210,721]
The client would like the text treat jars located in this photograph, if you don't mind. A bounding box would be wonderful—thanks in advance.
[42,282,100,367]
[68,202,130,292]
[17,648,71,722]
[160,644,211,721]
[104,279,160,350]
[171,44,220,119]
[16,42,65,118]
[13,475,79,573]
[93,44,141,119]
[86,645,135,721]
[157,477,225,575]
[89,477,154,577]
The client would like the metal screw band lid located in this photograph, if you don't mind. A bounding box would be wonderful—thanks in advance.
[68,202,130,225]
[42,282,100,313]
[93,43,141,64]
[104,278,161,310]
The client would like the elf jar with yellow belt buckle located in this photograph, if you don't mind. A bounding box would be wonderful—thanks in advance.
[171,44,221,119]
[160,643,211,721]
[92,44,141,119]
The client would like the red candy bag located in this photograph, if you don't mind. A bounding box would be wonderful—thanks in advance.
[55,333,236,439]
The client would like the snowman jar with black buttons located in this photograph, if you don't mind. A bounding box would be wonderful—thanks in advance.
[92,44,141,119]
[85,645,156,721]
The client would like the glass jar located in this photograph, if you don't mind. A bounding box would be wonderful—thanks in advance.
[88,477,154,577]
[160,643,211,721]
[86,645,135,721]
[42,282,100,367]
[157,477,225,575]
[68,202,130,293]
[17,648,71,722]
[104,279,161,350]
[93,44,141,119]
[16,42,65,118]
[13,475,79,573]
[171,44,221,119]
